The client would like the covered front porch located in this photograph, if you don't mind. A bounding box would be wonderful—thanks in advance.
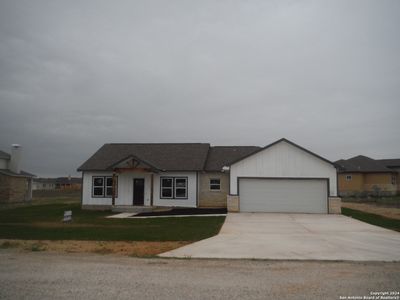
[109,155,158,207]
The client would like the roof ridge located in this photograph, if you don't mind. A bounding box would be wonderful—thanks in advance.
[210,145,260,148]
[106,143,210,145]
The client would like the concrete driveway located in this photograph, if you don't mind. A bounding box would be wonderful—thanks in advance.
[160,213,400,261]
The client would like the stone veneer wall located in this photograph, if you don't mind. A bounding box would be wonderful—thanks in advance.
[328,197,341,214]
[0,174,31,203]
[198,172,229,208]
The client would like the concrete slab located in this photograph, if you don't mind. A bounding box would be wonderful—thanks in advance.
[106,213,137,218]
[160,213,400,261]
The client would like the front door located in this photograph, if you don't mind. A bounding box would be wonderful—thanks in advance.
[133,178,145,206]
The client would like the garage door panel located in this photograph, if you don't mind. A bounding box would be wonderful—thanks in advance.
[239,178,327,213]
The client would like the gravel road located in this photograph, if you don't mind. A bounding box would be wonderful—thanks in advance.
[0,250,399,300]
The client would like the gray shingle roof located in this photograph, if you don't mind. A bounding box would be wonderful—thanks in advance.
[378,159,400,168]
[0,150,10,160]
[204,146,261,171]
[0,169,35,178]
[78,143,211,171]
[335,155,394,173]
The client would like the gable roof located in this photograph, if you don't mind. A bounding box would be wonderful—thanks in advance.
[228,138,335,166]
[378,159,400,168]
[335,155,394,173]
[0,150,10,160]
[204,146,261,171]
[0,169,35,178]
[77,143,211,172]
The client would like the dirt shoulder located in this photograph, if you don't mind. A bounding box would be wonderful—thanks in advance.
[0,239,189,257]
[341,202,400,220]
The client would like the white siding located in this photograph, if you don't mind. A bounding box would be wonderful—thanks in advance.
[82,171,152,206]
[0,158,8,170]
[153,172,197,207]
[82,171,197,207]
[230,141,337,196]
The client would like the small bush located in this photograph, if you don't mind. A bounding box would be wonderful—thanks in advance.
[29,243,46,252]
[0,241,18,249]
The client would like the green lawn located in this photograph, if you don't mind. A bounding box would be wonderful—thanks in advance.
[0,201,225,241]
[342,207,400,232]
[341,195,400,207]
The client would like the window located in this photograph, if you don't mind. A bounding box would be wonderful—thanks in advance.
[161,177,173,198]
[345,175,352,181]
[92,176,118,198]
[160,176,188,199]
[93,177,104,197]
[392,175,397,185]
[210,178,221,191]
[174,178,187,199]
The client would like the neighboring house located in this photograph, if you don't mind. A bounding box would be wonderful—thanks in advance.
[32,178,56,190]
[78,138,339,214]
[336,155,399,196]
[33,177,82,190]
[0,145,35,203]
[55,177,82,190]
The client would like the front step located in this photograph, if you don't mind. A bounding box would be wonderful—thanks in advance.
[111,206,171,213]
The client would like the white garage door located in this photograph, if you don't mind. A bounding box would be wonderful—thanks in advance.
[239,178,328,213]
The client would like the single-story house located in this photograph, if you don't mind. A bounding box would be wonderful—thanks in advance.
[336,155,399,196]
[0,145,35,204]
[78,138,340,213]
[33,177,82,190]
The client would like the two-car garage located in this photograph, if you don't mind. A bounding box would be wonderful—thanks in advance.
[229,139,338,214]
[238,178,328,213]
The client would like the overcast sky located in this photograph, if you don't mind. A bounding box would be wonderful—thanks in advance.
[0,0,399,177]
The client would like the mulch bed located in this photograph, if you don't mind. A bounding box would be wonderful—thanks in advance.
[135,208,227,217]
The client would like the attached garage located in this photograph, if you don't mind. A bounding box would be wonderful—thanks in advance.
[239,178,328,213]
[228,138,338,214]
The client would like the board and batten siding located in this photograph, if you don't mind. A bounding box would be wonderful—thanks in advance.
[82,171,152,206]
[230,140,337,196]
[153,172,197,207]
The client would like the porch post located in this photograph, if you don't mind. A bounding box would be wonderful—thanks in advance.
[112,172,116,206]
[150,173,154,206]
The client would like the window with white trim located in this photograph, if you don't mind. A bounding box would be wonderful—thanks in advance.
[210,178,221,191]
[392,175,397,185]
[160,176,188,199]
[92,176,117,198]
[93,177,104,197]
[345,175,352,181]
[174,177,188,199]
[161,177,173,198]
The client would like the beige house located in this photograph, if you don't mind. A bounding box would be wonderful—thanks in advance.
[0,145,35,204]
[336,156,399,196]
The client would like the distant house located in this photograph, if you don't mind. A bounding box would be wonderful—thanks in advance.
[33,177,82,190]
[336,155,399,196]
[0,145,35,203]
[32,178,56,190]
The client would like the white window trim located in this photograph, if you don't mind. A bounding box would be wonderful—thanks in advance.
[174,177,188,199]
[345,175,352,181]
[92,176,104,197]
[92,176,117,198]
[160,177,174,199]
[209,178,221,191]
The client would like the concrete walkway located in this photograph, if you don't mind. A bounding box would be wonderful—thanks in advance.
[160,213,400,261]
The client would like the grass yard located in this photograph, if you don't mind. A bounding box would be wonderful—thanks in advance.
[0,202,225,241]
[342,207,400,232]
[0,191,225,256]
[341,195,400,207]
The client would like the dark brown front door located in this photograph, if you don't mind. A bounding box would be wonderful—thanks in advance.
[133,178,145,206]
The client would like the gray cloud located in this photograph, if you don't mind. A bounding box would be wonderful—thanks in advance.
[0,0,399,176]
